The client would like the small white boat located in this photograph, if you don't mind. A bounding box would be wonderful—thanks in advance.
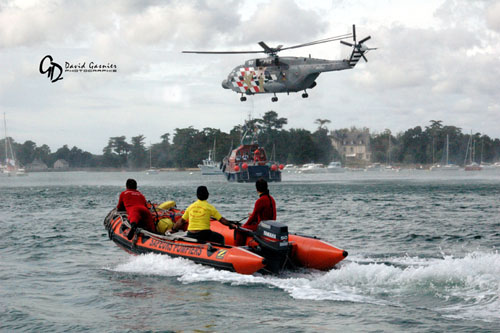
[198,153,222,175]
[326,161,345,173]
[3,113,28,177]
[365,163,382,172]
[146,145,159,175]
[283,164,299,173]
[464,132,482,172]
[430,164,460,171]
[198,139,222,175]
[430,135,459,171]
[299,163,327,174]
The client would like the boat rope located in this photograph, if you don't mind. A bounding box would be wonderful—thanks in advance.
[148,201,161,229]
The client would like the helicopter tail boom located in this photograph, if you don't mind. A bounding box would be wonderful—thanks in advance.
[340,25,375,68]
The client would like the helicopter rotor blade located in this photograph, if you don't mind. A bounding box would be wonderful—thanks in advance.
[258,41,274,54]
[182,50,264,54]
[340,40,354,47]
[362,54,368,62]
[358,36,371,44]
[352,24,356,43]
[278,33,352,52]
[183,29,356,56]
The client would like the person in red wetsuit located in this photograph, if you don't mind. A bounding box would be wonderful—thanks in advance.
[242,178,276,231]
[117,179,156,240]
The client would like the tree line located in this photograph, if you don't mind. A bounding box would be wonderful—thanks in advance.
[368,120,500,165]
[2,114,500,169]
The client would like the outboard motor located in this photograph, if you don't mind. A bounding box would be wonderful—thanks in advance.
[254,220,291,273]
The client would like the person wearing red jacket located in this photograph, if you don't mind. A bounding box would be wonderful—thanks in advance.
[241,178,276,231]
[117,179,155,240]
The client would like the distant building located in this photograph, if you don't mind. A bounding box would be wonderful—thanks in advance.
[53,159,70,170]
[331,128,371,162]
[26,158,48,171]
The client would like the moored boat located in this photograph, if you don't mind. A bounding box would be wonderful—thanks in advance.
[198,139,223,175]
[221,127,282,182]
[326,161,345,173]
[198,150,222,175]
[298,163,327,174]
[104,204,347,275]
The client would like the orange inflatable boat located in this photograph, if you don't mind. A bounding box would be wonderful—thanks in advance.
[103,205,347,275]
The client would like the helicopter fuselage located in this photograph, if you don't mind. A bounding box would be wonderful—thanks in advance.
[222,56,353,95]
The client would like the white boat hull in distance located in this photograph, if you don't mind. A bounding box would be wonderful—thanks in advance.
[299,163,327,174]
[326,162,345,173]
[430,164,460,171]
[198,163,223,175]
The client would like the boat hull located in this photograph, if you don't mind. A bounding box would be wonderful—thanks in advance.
[104,207,347,274]
[211,221,347,271]
[198,164,223,175]
[104,210,266,275]
[224,165,281,182]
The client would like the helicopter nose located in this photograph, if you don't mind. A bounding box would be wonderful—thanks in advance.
[222,79,230,89]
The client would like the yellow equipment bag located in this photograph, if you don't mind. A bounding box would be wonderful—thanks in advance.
[156,217,175,234]
[158,200,176,210]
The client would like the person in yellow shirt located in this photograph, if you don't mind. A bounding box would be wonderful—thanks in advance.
[172,186,236,244]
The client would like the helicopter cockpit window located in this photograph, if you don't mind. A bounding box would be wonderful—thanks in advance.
[265,71,272,80]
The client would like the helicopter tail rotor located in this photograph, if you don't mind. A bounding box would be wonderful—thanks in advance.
[341,24,375,67]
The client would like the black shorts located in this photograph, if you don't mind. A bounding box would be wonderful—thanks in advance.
[186,230,225,245]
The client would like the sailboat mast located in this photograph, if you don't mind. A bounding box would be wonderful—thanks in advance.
[446,134,449,165]
[3,112,15,167]
[387,135,391,165]
[464,134,471,166]
[213,138,216,162]
[3,113,7,165]
[149,145,152,169]
[472,137,475,163]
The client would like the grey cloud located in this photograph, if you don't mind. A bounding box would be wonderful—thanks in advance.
[486,1,500,31]
[235,0,328,46]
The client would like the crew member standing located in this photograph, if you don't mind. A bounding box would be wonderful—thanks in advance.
[117,178,156,240]
[242,178,276,231]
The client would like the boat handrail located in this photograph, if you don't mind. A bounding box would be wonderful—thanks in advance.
[113,210,232,247]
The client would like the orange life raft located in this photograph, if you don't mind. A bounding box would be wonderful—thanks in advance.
[103,206,347,275]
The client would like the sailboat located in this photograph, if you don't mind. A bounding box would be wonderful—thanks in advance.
[464,132,482,171]
[384,135,400,171]
[2,113,27,177]
[430,134,459,171]
[198,139,222,175]
[146,145,159,175]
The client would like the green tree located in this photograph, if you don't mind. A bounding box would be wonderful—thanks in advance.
[129,135,147,169]
[34,144,51,166]
[398,126,429,164]
[312,127,335,164]
[314,118,331,130]
[17,140,37,166]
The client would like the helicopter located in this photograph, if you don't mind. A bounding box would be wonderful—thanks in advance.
[183,25,375,102]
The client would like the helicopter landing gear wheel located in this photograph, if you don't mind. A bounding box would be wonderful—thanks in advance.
[240,96,247,102]
[302,92,309,98]
[271,94,278,102]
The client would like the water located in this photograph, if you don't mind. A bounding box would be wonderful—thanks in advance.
[1,170,500,332]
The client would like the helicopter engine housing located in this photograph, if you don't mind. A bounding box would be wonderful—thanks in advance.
[263,82,287,93]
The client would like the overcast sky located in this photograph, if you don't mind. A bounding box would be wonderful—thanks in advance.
[1,0,500,154]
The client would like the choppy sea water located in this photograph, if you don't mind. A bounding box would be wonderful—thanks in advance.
[1,170,500,332]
